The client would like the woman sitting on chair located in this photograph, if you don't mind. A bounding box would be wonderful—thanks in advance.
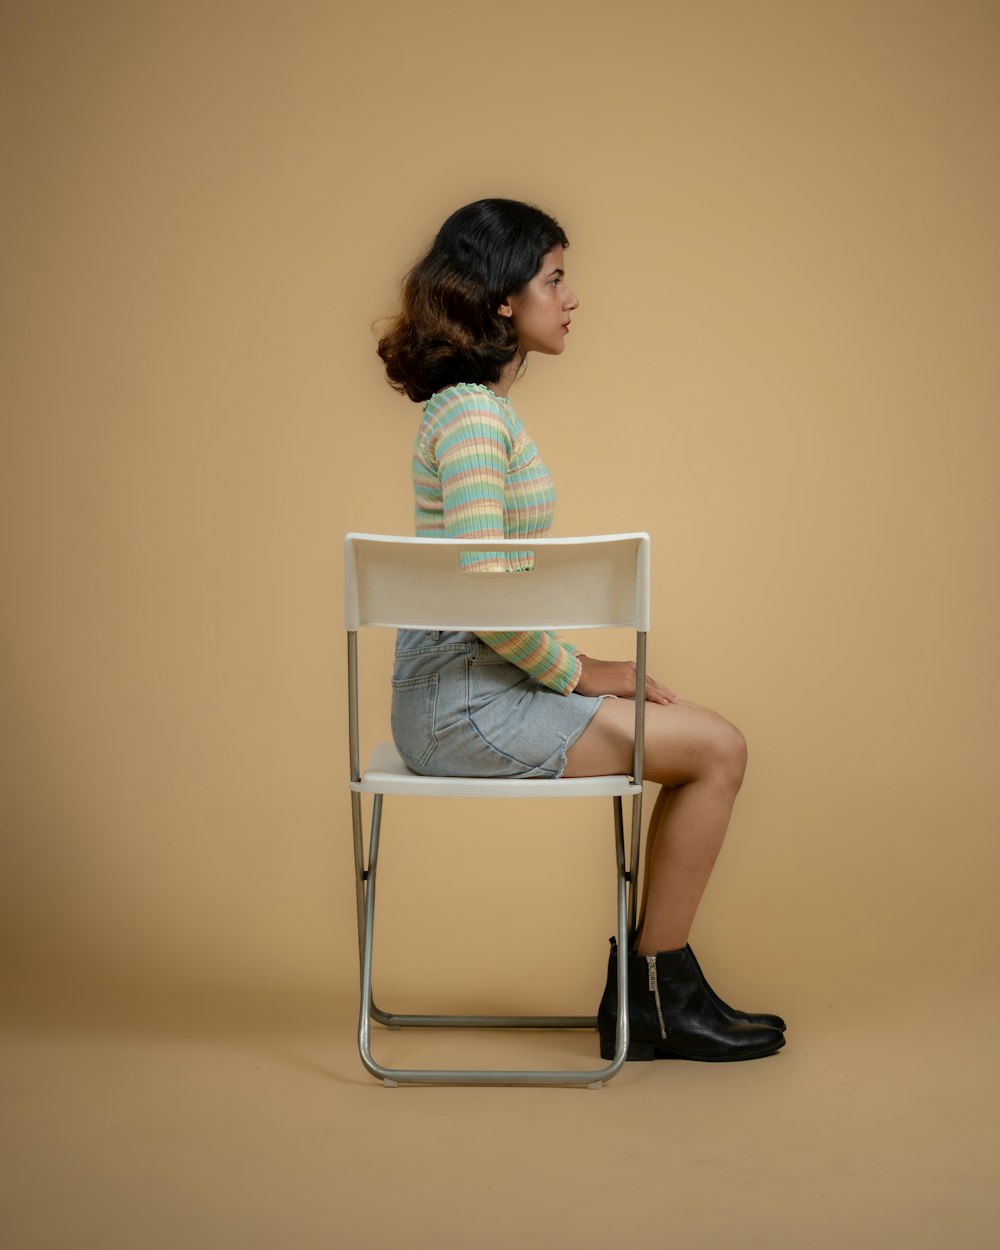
[376,199,785,1063]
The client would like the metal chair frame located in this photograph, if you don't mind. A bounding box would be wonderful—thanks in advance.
[345,533,650,1087]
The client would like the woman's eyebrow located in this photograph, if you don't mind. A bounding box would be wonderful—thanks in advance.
[546,267,565,278]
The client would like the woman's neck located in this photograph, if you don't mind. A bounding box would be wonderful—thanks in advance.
[493,353,525,398]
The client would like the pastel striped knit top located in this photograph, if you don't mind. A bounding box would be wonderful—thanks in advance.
[413,382,581,694]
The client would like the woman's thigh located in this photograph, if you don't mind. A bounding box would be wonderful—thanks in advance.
[562,696,746,786]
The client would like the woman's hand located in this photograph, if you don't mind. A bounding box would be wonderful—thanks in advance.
[573,656,679,704]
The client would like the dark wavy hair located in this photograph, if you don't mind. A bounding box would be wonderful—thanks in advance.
[377,198,569,403]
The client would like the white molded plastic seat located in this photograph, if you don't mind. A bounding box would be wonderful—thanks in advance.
[353,740,641,800]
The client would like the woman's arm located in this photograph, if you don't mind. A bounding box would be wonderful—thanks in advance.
[433,398,582,693]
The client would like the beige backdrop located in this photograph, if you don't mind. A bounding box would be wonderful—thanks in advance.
[2,0,998,1030]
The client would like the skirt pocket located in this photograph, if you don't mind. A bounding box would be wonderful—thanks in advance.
[390,673,440,768]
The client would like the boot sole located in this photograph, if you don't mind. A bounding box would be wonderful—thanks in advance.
[599,1034,786,1063]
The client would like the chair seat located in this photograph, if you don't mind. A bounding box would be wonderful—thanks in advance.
[353,741,641,799]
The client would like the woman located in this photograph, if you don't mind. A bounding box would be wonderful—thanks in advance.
[377,198,785,1062]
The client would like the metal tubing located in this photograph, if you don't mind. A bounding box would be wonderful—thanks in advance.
[628,632,647,939]
[348,632,368,969]
[628,798,643,942]
[370,1012,597,1030]
[357,794,383,1075]
[632,631,647,785]
[613,794,631,1071]
[356,798,632,1087]
[352,792,366,971]
[347,632,361,783]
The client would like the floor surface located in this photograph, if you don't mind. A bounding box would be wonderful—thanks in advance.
[2,980,997,1250]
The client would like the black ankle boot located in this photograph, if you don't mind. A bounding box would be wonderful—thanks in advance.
[684,944,786,1032]
[597,941,785,1062]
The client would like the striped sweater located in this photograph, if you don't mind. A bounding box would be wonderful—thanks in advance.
[413,383,581,694]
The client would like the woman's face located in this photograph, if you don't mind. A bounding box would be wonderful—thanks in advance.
[499,246,579,356]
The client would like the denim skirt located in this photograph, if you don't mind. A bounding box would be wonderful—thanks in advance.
[390,630,606,779]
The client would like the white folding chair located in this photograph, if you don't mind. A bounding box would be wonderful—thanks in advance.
[345,533,650,1087]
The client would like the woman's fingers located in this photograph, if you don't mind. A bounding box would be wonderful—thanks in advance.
[646,674,679,705]
[575,655,679,703]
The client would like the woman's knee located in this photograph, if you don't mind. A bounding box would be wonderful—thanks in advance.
[713,718,748,788]
[641,702,747,788]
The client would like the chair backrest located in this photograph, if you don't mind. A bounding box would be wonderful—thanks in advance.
[344,533,650,633]
[344,532,650,796]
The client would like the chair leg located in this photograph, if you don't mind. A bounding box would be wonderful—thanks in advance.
[609,796,631,1078]
[355,791,633,1088]
[357,795,383,1077]
[351,789,366,984]
[627,788,644,942]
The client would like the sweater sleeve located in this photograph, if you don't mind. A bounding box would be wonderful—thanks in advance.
[432,401,582,695]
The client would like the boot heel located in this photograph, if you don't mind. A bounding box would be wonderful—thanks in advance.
[626,1037,657,1061]
[599,1033,657,1062]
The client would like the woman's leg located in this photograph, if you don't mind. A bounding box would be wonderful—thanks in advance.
[564,697,747,953]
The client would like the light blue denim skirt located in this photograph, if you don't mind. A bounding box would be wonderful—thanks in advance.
[390,630,606,779]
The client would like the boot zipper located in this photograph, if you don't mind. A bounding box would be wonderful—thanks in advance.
[646,955,667,1040]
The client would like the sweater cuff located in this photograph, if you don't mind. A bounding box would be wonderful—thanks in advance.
[561,651,583,695]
